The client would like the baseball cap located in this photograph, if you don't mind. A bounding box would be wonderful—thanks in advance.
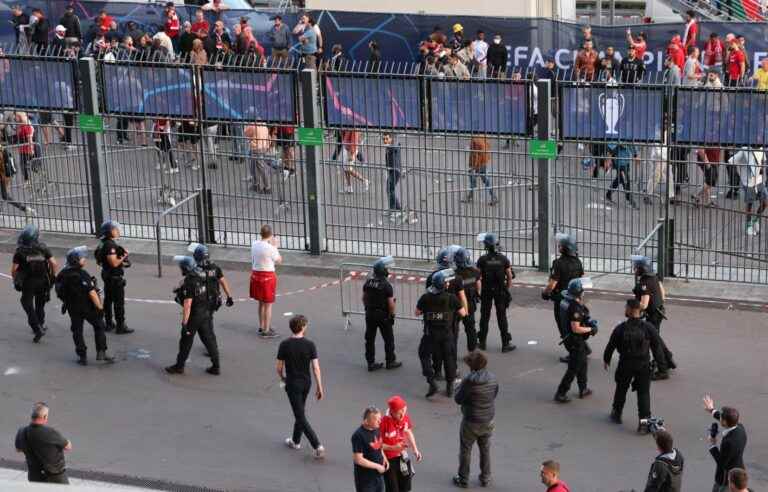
[387,395,407,412]
[55,25,66,33]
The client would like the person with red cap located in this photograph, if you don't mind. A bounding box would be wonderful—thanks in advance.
[380,396,422,492]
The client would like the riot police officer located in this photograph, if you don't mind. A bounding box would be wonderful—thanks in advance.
[554,278,598,403]
[95,221,133,334]
[476,233,515,353]
[54,246,115,366]
[541,233,584,362]
[603,299,667,432]
[631,255,676,381]
[453,247,480,352]
[165,255,221,376]
[362,256,402,371]
[189,243,233,360]
[11,224,57,343]
[416,269,467,398]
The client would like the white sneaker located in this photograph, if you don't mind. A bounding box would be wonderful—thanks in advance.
[24,207,36,217]
[746,224,755,236]
[284,438,301,450]
[364,179,370,192]
[345,186,354,194]
[754,220,761,235]
[312,445,326,460]
[171,167,180,174]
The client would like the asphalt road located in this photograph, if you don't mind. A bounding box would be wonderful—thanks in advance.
[0,255,766,492]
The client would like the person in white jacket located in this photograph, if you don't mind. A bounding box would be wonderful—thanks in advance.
[730,148,766,236]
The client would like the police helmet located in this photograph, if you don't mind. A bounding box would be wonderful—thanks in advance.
[631,255,653,275]
[428,268,455,294]
[66,245,88,266]
[173,255,197,275]
[453,247,473,269]
[99,220,121,238]
[477,232,499,251]
[555,232,577,256]
[436,245,461,269]
[188,242,209,263]
[17,223,39,246]
[564,277,592,299]
[372,256,394,277]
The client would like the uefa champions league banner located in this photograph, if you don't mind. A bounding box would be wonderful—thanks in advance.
[324,75,422,129]
[559,84,665,142]
[0,58,75,110]
[102,63,195,117]
[202,69,296,123]
[675,88,768,146]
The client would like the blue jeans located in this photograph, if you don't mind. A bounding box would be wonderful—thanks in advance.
[469,168,495,198]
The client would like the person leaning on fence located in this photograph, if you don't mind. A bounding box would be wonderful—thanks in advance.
[442,54,471,80]
[0,142,34,215]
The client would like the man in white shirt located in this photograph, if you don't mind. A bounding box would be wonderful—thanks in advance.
[250,224,282,337]
[644,136,676,205]
[472,31,488,79]
[731,149,766,236]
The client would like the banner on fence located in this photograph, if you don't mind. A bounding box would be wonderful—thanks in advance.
[0,58,74,110]
[323,75,422,129]
[559,84,664,142]
[202,69,296,122]
[102,63,195,117]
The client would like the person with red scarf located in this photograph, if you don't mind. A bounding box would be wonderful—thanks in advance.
[380,396,422,492]
[682,10,698,50]
[667,35,685,70]
[704,33,725,74]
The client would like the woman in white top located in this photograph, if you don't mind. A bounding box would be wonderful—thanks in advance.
[250,224,282,337]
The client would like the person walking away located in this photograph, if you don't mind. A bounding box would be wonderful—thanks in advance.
[278,315,326,459]
[461,136,498,206]
[15,403,72,484]
[605,143,639,209]
[352,407,388,492]
[250,224,282,337]
[340,130,369,193]
[12,224,56,343]
[731,148,766,236]
[381,396,422,492]
[453,351,498,488]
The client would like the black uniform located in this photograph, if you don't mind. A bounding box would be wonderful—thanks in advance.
[362,275,396,365]
[633,273,675,372]
[555,299,591,396]
[455,265,481,351]
[426,269,465,376]
[548,255,584,338]
[417,290,461,385]
[476,251,512,348]
[172,272,220,370]
[603,317,666,420]
[200,260,224,336]
[96,238,127,330]
[55,266,108,360]
[13,242,53,338]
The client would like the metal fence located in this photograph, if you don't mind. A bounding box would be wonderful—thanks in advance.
[0,48,766,284]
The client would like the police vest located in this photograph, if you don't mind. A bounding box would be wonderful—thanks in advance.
[634,274,662,311]
[174,275,209,309]
[553,255,584,292]
[479,253,507,289]
[423,292,454,329]
[15,245,50,290]
[363,277,390,312]
[201,263,222,311]
[95,239,125,276]
[456,267,480,303]
[55,267,94,314]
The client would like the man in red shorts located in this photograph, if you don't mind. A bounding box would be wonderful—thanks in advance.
[250,224,282,338]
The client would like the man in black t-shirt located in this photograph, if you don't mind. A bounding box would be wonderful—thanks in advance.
[15,402,71,484]
[352,407,388,492]
[277,315,326,459]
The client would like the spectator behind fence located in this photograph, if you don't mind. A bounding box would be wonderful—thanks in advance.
[244,123,273,194]
[737,35,750,75]
[683,46,704,86]
[269,15,291,62]
[626,29,647,59]
[619,44,646,83]
[163,2,180,52]
[728,469,751,492]
[52,25,67,53]
[704,33,725,75]
[450,23,465,52]
[368,40,382,72]
[59,4,81,44]
[487,34,507,78]
[703,395,748,492]
[191,9,209,40]
[329,44,345,71]
[575,39,598,81]
[725,37,746,86]
[15,402,72,484]
[664,56,682,86]
[667,35,685,70]
[29,8,50,50]
[201,0,228,14]
[442,54,470,79]
[455,40,474,67]
[473,30,488,78]
[11,5,29,48]
[190,38,208,65]
[599,45,620,81]
[297,17,318,69]
[581,24,599,51]
[752,57,768,89]
[179,22,195,57]
[211,20,232,59]
[540,460,569,492]
[683,10,698,50]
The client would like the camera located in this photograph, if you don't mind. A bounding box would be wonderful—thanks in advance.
[639,417,665,434]
[709,422,719,439]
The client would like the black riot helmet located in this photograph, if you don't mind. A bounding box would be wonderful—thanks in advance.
[556,232,577,256]
[17,223,39,246]
[372,256,394,278]
[477,232,499,252]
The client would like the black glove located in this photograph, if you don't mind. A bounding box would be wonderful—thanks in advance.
[510,269,516,280]
[541,290,550,301]
[226,296,234,307]
[181,323,191,336]
[589,326,599,337]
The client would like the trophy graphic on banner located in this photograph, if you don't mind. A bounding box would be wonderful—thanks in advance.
[598,91,625,135]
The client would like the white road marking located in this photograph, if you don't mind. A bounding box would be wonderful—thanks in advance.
[4,367,20,376]
[283,312,293,316]
[527,340,538,345]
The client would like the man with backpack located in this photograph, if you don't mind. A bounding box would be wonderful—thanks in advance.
[603,299,667,434]
[11,224,57,343]
[644,430,684,492]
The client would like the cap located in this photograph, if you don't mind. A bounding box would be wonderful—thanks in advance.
[387,395,407,412]
[55,25,66,33]
[452,23,463,33]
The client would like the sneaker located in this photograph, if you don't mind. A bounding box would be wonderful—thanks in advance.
[170,167,180,174]
[452,475,469,489]
[346,186,354,194]
[24,207,36,217]
[553,393,571,403]
[754,220,761,235]
[259,330,279,339]
[164,365,184,375]
[206,366,220,375]
[367,362,384,372]
[364,180,370,192]
[282,169,290,180]
[312,446,326,460]
[284,438,301,450]
[747,224,755,236]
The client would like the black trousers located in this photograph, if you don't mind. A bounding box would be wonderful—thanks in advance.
[30,472,69,484]
[175,315,219,368]
[20,287,48,334]
[418,328,456,383]
[646,314,674,372]
[383,455,412,492]
[552,299,566,338]
[612,362,652,419]
[365,312,396,364]
[725,160,741,192]
[556,341,588,395]
[609,168,632,199]
[670,146,689,187]
[102,276,126,325]
[1,180,28,211]
[117,117,129,142]
[285,384,321,449]
[478,290,510,346]
[62,113,74,144]
[69,311,107,357]
[387,170,402,210]
[461,309,478,352]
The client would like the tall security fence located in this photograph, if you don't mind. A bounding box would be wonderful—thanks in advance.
[0,47,766,284]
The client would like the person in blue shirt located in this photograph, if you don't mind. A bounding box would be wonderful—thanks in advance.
[298,22,317,68]
[606,143,639,209]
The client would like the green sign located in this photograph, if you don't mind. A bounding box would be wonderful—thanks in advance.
[297,127,324,146]
[78,114,104,133]
[528,139,558,160]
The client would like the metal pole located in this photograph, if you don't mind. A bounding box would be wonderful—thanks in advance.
[299,68,326,256]
[78,57,108,234]
[536,79,552,272]
[609,0,616,25]
[596,0,602,25]
[656,217,666,281]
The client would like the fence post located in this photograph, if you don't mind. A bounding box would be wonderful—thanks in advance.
[656,217,666,281]
[536,79,552,272]
[78,57,108,234]
[299,68,326,255]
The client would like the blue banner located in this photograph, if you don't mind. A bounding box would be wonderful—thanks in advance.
[674,88,768,146]
[324,76,422,129]
[430,80,528,134]
[0,58,74,110]
[102,63,194,117]
[202,69,296,123]
[559,84,664,142]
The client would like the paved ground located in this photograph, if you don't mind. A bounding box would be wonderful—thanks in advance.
[0,254,766,492]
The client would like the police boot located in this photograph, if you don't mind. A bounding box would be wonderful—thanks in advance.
[104,320,115,332]
[425,378,439,398]
[76,354,87,366]
[115,322,134,335]
[96,350,115,364]
[609,410,622,424]
[553,392,571,403]
[367,362,384,372]
[206,365,220,376]
[445,380,454,398]
[32,326,45,344]
[651,370,670,381]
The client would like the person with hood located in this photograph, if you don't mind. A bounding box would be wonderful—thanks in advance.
[453,351,498,489]
[644,430,684,492]
[58,5,82,43]
[12,224,57,343]
[54,246,115,366]
[28,8,50,51]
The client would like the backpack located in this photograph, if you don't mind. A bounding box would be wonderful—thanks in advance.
[55,268,81,308]
[623,320,647,358]
[94,240,107,266]
[202,266,222,311]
